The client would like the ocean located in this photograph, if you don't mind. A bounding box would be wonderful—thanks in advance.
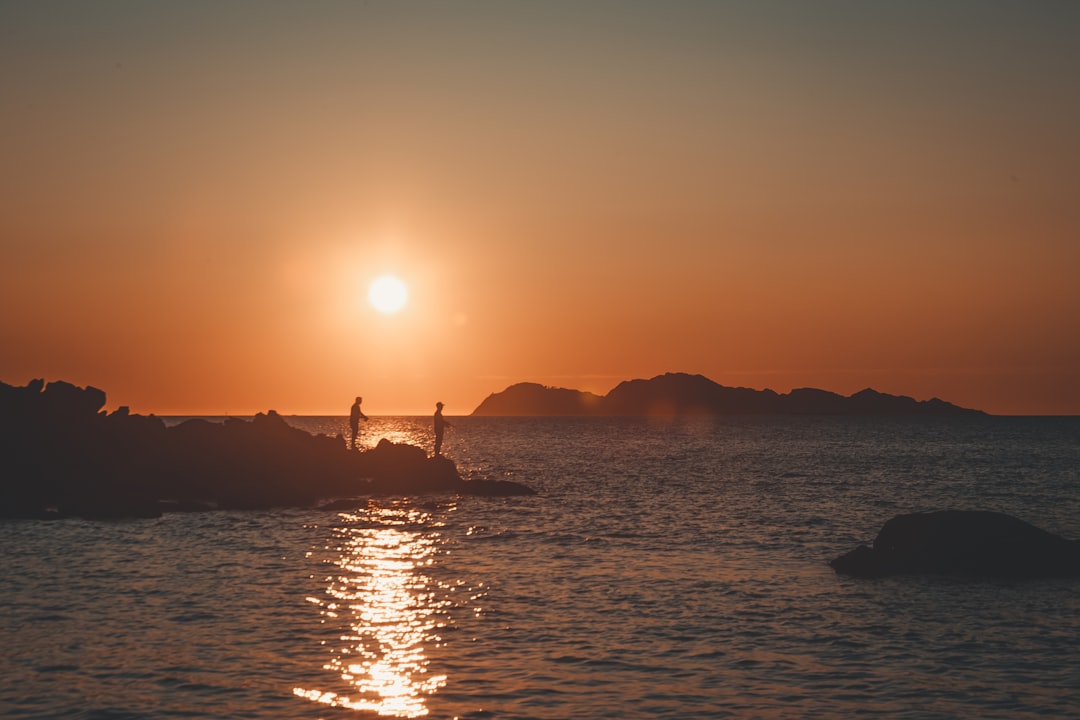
[2,416,1079,719]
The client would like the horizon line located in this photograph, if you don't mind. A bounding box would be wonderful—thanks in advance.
[143,411,1080,419]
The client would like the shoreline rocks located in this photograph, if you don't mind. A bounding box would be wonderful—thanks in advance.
[831,510,1080,578]
[1,379,534,521]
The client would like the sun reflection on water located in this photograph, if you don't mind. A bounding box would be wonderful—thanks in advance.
[295,502,450,717]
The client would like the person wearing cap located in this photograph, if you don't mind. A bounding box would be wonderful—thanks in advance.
[433,401,451,456]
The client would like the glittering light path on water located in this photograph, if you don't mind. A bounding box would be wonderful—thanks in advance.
[295,503,450,717]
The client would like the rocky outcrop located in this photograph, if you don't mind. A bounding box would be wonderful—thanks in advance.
[830,510,1080,578]
[1,379,534,520]
[472,372,984,416]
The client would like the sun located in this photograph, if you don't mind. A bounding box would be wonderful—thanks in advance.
[368,275,408,314]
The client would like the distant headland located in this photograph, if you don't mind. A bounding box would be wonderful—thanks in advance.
[471,373,985,417]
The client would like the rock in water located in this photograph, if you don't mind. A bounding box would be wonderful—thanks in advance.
[830,510,1080,578]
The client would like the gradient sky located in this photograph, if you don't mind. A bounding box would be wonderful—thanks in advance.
[2,1,1078,415]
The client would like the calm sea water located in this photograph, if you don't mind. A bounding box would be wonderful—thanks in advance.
[2,416,1079,719]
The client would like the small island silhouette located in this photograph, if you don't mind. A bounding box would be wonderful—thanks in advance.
[472,372,985,416]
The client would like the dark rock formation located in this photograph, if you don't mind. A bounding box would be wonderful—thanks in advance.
[604,373,782,415]
[830,510,1080,578]
[471,372,984,416]
[1,379,533,520]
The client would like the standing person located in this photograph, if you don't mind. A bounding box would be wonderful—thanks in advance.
[349,396,368,449]
[433,401,451,457]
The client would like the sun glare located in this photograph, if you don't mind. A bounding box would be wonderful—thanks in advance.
[368,275,408,314]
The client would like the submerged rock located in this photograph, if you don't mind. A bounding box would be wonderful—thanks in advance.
[831,510,1080,578]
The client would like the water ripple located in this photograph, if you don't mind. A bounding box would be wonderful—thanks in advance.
[2,417,1079,718]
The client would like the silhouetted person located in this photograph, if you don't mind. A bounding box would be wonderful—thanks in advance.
[349,396,368,449]
[433,401,451,456]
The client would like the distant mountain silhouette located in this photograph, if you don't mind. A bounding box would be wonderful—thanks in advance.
[471,382,606,416]
[471,372,985,416]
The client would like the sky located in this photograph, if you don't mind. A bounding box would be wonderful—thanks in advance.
[2,1,1078,415]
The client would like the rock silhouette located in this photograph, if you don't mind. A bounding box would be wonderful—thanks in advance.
[472,382,606,415]
[0,379,533,520]
[471,372,984,416]
[830,510,1080,578]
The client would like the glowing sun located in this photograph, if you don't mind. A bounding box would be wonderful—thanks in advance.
[368,275,408,314]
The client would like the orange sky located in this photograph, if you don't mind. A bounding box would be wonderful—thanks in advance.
[2,2,1078,415]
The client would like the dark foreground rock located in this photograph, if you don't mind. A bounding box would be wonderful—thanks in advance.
[1,379,534,520]
[831,510,1080,578]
